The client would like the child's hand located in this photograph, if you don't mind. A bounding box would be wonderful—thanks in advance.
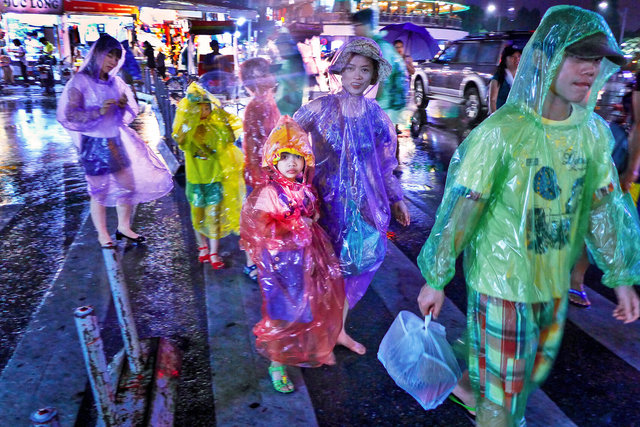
[417,283,445,319]
[392,200,411,227]
[613,285,640,323]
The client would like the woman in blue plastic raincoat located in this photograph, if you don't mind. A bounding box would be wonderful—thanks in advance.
[416,6,640,426]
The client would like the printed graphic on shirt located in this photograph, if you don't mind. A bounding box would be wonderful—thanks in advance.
[526,147,587,254]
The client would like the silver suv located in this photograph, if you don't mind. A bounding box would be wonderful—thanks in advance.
[413,31,532,124]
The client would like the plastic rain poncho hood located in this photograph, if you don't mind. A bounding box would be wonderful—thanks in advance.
[57,34,173,206]
[294,38,404,308]
[417,5,640,303]
[240,116,344,367]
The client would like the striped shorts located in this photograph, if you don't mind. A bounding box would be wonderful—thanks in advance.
[467,289,568,422]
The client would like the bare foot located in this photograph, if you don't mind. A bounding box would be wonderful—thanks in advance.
[451,371,476,415]
[568,283,591,307]
[337,330,366,355]
[326,352,337,365]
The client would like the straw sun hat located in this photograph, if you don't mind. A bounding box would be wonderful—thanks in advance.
[328,37,392,85]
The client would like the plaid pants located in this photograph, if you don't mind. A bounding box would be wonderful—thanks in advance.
[467,289,568,422]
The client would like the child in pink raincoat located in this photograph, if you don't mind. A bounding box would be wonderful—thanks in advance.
[240,116,345,393]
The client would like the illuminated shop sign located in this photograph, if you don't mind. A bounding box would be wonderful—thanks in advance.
[1,0,64,14]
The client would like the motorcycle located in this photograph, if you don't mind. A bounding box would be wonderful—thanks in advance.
[37,54,56,95]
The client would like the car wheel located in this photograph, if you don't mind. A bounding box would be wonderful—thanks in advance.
[410,108,427,138]
[414,77,428,109]
[463,86,482,124]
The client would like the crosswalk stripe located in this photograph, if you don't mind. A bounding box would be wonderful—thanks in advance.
[567,284,640,372]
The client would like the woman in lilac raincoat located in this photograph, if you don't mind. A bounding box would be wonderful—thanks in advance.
[57,34,173,247]
[293,38,410,354]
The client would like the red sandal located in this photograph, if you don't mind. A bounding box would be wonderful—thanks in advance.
[209,253,225,270]
[198,246,210,264]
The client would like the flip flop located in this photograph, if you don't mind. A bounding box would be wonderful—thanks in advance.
[243,264,258,281]
[448,394,476,417]
[569,285,591,308]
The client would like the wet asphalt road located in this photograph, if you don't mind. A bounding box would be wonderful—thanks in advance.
[1,85,639,426]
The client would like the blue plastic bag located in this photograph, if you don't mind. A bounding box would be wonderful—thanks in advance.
[378,311,461,410]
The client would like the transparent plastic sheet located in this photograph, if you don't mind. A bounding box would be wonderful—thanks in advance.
[57,35,173,206]
[240,116,345,367]
[378,311,461,410]
[272,31,306,116]
[293,38,404,308]
[416,6,640,424]
[171,82,245,238]
[239,57,281,189]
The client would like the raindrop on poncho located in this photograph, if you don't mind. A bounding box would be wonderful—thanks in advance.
[57,34,173,206]
[418,5,640,303]
[293,38,404,308]
[240,116,345,367]
[172,82,245,239]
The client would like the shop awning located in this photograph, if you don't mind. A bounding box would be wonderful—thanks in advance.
[61,0,257,16]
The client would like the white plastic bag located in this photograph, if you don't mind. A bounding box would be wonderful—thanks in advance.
[378,311,461,410]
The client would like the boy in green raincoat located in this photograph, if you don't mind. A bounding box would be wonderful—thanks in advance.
[416,6,640,426]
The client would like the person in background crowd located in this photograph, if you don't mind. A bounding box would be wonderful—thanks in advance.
[156,46,166,79]
[239,57,281,280]
[619,70,640,194]
[39,37,54,55]
[570,64,640,307]
[0,34,14,85]
[488,45,522,114]
[201,39,220,74]
[143,41,156,72]
[272,30,306,116]
[10,39,28,85]
[352,8,409,136]
[393,40,415,76]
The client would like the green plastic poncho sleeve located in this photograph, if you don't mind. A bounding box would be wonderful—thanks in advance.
[586,120,640,288]
[416,123,501,290]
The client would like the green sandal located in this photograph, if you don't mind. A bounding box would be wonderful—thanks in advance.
[448,394,476,416]
[268,365,294,393]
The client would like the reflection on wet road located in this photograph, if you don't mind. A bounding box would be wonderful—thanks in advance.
[0,88,87,369]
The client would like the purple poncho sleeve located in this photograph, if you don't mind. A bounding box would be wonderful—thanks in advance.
[375,103,403,204]
[57,73,137,135]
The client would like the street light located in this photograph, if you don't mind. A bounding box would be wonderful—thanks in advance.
[487,4,501,32]
[597,1,628,44]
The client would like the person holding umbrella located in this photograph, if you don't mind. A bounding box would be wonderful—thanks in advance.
[394,40,415,76]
